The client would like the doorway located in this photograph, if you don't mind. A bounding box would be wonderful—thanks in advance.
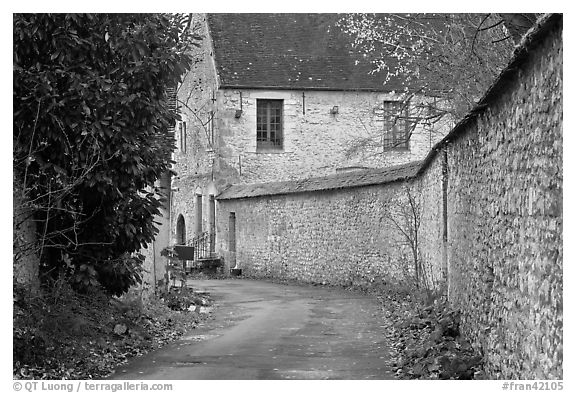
[195,194,203,235]
[229,212,236,253]
[209,195,215,252]
[176,214,186,245]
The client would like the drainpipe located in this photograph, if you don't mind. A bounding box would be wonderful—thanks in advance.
[167,174,173,290]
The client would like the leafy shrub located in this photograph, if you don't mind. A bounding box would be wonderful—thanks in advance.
[13,13,198,295]
[390,296,485,379]
[93,254,144,296]
[163,287,194,311]
[13,278,210,379]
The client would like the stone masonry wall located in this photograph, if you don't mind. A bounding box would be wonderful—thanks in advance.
[171,14,222,244]
[443,19,562,379]
[216,181,424,288]
[416,155,447,288]
[214,16,562,379]
[217,89,447,184]
[171,13,448,247]
[216,162,446,291]
[138,173,171,294]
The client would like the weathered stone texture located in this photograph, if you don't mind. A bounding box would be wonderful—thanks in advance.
[217,181,424,290]
[216,156,446,291]
[170,14,447,247]
[217,89,444,184]
[214,16,562,379]
[170,15,236,243]
[162,13,562,380]
[417,156,446,288]
[139,174,171,293]
[174,14,219,184]
[444,21,562,379]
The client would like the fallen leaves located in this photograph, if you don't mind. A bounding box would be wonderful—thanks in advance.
[13,283,213,380]
[113,324,128,336]
[379,292,486,380]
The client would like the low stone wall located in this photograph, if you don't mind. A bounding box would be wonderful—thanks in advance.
[217,180,419,288]
[216,160,447,292]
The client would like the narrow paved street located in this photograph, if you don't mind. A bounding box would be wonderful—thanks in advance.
[111,279,395,380]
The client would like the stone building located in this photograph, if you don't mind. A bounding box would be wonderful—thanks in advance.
[165,13,449,267]
[140,13,562,379]
[216,14,563,379]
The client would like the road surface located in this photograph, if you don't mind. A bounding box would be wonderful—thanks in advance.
[110,278,395,380]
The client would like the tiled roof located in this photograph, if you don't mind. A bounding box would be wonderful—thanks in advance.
[217,161,422,200]
[207,13,404,91]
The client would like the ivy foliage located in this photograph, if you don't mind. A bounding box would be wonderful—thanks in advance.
[13,14,198,295]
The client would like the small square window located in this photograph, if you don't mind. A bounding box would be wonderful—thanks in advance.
[256,99,283,150]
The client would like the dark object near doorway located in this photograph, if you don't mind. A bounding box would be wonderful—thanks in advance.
[174,245,195,260]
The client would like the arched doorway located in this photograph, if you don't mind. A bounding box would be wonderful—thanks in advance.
[176,214,186,245]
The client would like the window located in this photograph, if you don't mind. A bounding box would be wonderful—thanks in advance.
[257,99,283,150]
[179,121,187,153]
[382,101,409,150]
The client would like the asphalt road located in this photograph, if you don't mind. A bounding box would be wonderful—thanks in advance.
[110,278,395,380]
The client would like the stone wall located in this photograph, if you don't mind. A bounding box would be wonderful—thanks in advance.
[440,16,562,379]
[170,14,223,244]
[216,179,419,287]
[217,89,447,184]
[215,15,562,379]
[216,161,447,291]
[170,13,449,245]
[416,154,447,288]
[139,173,171,293]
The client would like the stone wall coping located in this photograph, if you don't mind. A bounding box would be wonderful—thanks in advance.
[217,161,421,200]
[216,14,562,200]
[417,13,562,177]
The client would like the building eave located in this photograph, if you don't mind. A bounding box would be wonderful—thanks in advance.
[218,84,400,93]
